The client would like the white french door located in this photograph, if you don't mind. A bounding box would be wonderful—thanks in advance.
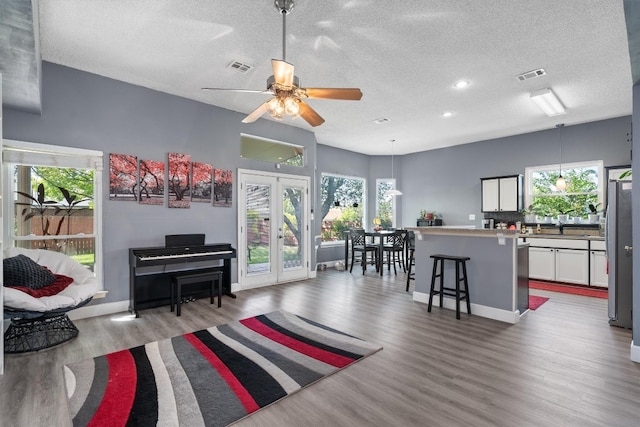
[238,169,310,289]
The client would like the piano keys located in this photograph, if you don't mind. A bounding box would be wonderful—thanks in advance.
[129,242,236,317]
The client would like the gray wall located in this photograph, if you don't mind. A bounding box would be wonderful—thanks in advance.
[400,117,632,226]
[3,62,318,303]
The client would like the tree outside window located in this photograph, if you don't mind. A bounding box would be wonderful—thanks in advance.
[376,179,395,228]
[13,165,96,269]
[526,161,603,218]
[320,174,365,241]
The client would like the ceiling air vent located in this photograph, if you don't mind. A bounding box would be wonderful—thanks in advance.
[516,68,546,82]
[373,117,391,124]
[228,61,253,74]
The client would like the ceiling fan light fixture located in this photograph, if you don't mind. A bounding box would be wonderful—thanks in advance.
[284,97,300,116]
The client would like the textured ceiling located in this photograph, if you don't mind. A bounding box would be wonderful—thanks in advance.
[2,0,635,155]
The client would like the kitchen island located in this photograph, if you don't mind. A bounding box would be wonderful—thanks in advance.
[407,227,529,323]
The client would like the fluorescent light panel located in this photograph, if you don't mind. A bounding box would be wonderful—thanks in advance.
[530,88,566,117]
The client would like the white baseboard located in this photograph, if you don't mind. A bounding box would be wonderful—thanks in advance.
[631,340,640,363]
[68,300,130,320]
[412,291,520,324]
[68,281,242,320]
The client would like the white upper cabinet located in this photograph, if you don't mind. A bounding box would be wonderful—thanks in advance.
[481,175,523,212]
[481,178,500,212]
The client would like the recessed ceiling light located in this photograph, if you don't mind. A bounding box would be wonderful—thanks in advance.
[442,111,454,118]
[453,80,470,89]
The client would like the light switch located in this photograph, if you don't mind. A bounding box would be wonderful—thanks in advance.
[469,214,475,220]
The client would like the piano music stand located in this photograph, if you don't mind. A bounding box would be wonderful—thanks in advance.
[165,234,205,247]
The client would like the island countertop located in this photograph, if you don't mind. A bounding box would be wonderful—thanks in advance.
[406,226,519,237]
[406,226,604,241]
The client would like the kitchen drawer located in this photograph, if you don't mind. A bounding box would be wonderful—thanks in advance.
[590,240,606,251]
[526,238,588,250]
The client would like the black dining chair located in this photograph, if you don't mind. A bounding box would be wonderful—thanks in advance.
[406,231,416,291]
[383,229,408,275]
[349,228,379,274]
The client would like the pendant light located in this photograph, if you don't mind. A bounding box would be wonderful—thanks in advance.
[386,139,402,196]
[556,124,566,191]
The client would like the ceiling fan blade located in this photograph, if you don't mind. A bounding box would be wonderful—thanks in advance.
[202,88,271,94]
[298,100,325,127]
[242,101,271,123]
[303,88,363,100]
[272,59,295,87]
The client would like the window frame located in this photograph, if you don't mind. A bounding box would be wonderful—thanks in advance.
[3,139,104,289]
[524,160,604,210]
[319,172,367,245]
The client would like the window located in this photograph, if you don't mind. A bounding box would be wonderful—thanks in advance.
[240,134,304,166]
[320,173,366,242]
[376,179,396,228]
[525,160,603,217]
[3,140,103,284]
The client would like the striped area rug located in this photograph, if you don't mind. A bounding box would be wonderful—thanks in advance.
[63,311,382,426]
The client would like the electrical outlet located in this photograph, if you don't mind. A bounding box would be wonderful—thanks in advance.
[469,214,475,220]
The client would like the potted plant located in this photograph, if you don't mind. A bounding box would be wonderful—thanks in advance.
[522,205,536,223]
[588,203,602,223]
[557,208,574,223]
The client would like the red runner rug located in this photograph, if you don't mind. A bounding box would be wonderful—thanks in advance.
[529,295,549,310]
[529,281,608,299]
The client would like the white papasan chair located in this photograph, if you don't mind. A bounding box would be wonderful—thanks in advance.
[3,247,100,353]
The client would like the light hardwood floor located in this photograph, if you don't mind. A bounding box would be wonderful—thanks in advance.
[1,269,639,427]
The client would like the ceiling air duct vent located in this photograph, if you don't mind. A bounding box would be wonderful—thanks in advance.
[228,61,254,74]
[516,68,546,82]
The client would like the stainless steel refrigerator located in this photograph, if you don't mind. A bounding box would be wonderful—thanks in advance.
[607,180,633,329]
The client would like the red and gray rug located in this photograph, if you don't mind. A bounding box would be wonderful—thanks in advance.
[63,311,382,426]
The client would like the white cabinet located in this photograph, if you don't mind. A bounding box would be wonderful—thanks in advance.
[481,175,522,212]
[590,250,608,287]
[529,247,556,281]
[499,176,520,211]
[527,238,589,285]
[555,249,589,285]
[482,179,500,212]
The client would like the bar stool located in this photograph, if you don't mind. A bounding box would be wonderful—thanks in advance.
[405,231,415,291]
[428,254,471,319]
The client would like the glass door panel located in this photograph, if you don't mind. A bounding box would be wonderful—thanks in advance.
[239,171,309,288]
[245,183,272,276]
[279,179,307,282]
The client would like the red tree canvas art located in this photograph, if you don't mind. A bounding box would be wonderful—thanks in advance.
[213,169,233,207]
[191,162,213,203]
[168,153,191,208]
[109,153,138,201]
[139,160,165,205]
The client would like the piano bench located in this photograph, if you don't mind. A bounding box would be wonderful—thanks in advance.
[170,271,223,317]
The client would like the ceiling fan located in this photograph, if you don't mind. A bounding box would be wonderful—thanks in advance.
[202,0,362,127]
